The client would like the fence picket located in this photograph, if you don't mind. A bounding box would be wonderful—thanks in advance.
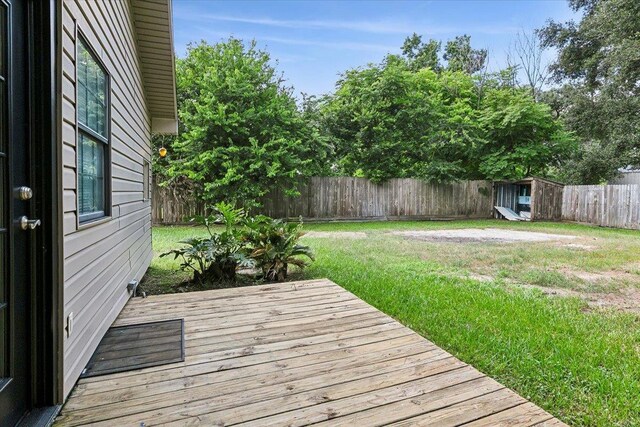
[152,179,640,230]
[561,184,640,230]
[152,177,494,223]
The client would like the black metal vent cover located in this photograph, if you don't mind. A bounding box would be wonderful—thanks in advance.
[80,319,184,378]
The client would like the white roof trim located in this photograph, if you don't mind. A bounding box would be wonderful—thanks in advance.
[152,118,178,134]
[131,0,178,133]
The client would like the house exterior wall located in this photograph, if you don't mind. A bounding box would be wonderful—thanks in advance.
[60,0,152,397]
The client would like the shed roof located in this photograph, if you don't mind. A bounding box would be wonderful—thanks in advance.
[131,0,178,134]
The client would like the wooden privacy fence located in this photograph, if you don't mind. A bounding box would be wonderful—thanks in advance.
[152,182,205,224]
[562,185,640,230]
[153,177,494,223]
[260,177,493,220]
[153,178,640,229]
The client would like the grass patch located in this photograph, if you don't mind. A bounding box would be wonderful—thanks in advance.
[519,268,576,289]
[147,220,640,426]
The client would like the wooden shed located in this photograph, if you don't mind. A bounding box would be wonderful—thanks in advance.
[493,177,564,221]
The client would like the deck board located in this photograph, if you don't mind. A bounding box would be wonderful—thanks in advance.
[56,279,566,426]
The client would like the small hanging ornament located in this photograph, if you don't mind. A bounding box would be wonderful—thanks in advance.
[159,147,167,158]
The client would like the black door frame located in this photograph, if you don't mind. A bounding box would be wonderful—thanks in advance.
[0,0,31,422]
[0,0,60,423]
[28,0,62,411]
[3,0,68,419]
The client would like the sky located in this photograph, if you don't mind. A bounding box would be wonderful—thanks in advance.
[172,1,577,98]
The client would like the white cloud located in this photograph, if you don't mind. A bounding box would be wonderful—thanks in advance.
[187,27,397,53]
[174,12,410,34]
[258,35,396,53]
[174,11,519,36]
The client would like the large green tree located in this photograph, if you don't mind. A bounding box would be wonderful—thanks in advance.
[399,33,488,74]
[322,57,483,183]
[478,89,575,180]
[401,34,442,72]
[539,0,640,183]
[321,51,574,183]
[166,39,328,207]
[444,35,488,75]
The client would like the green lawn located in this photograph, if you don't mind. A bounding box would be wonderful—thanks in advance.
[146,220,640,427]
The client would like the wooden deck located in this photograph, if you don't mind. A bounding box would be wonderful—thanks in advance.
[56,279,565,426]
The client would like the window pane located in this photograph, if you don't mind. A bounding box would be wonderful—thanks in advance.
[77,77,87,133]
[78,133,105,218]
[77,39,107,138]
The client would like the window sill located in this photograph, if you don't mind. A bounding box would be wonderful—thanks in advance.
[77,215,112,231]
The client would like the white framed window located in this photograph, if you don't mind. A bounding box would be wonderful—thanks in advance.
[77,36,110,223]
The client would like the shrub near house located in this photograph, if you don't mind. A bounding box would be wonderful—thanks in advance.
[243,216,315,282]
[161,203,314,285]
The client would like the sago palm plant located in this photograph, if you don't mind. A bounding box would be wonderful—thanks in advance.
[160,202,253,284]
[244,216,315,282]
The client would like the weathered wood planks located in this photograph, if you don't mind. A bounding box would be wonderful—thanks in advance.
[55,279,566,427]
[531,179,564,221]
[562,184,640,230]
[262,177,495,221]
[154,177,640,231]
[153,177,494,223]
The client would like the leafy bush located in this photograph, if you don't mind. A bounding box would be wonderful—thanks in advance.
[244,216,315,282]
[160,203,252,285]
[161,203,314,285]
[166,39,331,209]
[321,42,575,183]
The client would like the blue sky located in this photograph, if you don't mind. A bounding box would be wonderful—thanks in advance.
[173,1,577,97]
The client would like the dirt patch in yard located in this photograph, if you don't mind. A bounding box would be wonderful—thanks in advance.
[391,228,577,243]
[303,231,367,239]
[587,288,640,313]
[460,273,640,313]
[562,243,598,251]
[522,284,640,314]
[559,267,639,285]
[621,262,640,275]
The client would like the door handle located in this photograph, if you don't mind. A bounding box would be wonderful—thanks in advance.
[18,216,41,230]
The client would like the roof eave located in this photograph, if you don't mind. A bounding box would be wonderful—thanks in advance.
[131,0,178,135]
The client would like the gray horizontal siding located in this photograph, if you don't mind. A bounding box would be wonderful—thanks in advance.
[61,0,153,398]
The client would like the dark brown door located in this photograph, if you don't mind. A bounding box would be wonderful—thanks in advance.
[0,0,35,424]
